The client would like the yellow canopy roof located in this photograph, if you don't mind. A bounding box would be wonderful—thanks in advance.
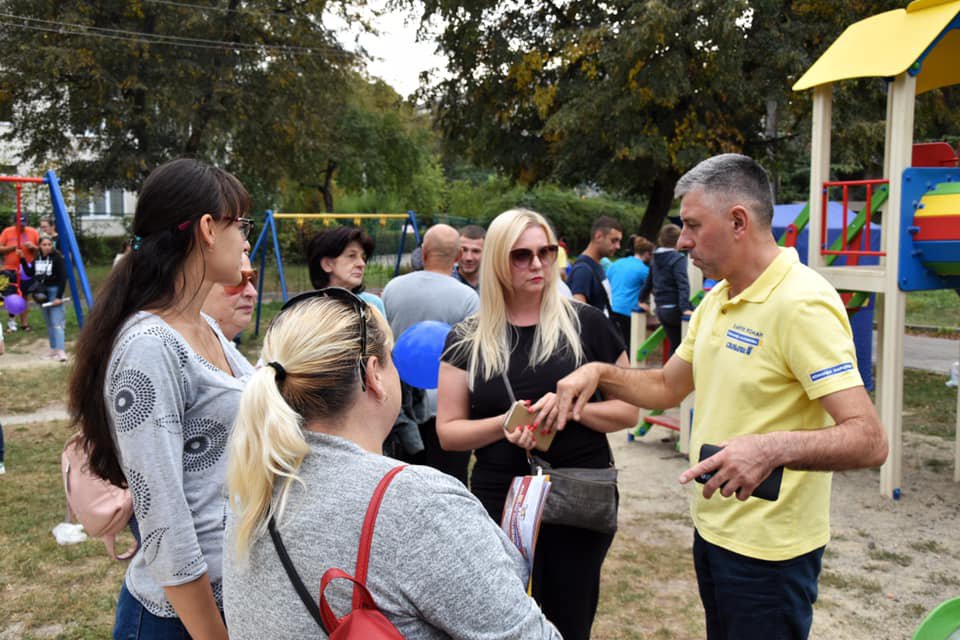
[793,0,960,93]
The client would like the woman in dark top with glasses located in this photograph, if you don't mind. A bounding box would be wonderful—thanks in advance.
[437,208,639,640]
[68,158,256,640]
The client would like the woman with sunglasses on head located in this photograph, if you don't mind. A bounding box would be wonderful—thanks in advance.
[223,289,561,639]
[437,208,639,640]
[306,225,386,317]
[68,158,256,640]
[202,252,257,342]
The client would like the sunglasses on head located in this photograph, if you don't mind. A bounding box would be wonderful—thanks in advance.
[278,287,369,391]
[176,214,255,239]
[509,244,559,269]
[223,269,257,295]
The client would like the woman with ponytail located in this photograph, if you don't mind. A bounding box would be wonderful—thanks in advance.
[68,158,255,639]
[223,290,560,640]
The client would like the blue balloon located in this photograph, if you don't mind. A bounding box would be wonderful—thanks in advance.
[392,321,452,389]
[3,293,27,315]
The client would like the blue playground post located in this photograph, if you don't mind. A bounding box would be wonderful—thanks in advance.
[46,171,94,327]
[250,210,288,336]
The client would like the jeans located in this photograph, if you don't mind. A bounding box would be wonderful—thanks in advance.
[693,530,824,640]
[113,583,191,639]
[40,286,65,350]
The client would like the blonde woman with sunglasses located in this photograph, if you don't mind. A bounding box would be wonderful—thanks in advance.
[223,289,560,639]
[69,159,256,640]
[437,208,639,640]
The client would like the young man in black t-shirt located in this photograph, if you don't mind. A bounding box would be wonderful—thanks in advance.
[568,216,622,315]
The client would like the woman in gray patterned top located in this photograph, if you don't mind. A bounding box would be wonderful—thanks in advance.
[68,158,255,640]
[223,291,561,639]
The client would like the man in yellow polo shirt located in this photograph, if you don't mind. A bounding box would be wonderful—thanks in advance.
[554,153,888,639]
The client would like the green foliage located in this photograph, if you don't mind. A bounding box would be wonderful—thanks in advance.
[417,0,960,232]
[0,0,359,205]
[274,77,446,213]
[444,181,646,252]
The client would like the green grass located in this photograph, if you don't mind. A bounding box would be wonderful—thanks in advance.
[905,290,960,329]
[819,570,883,595]
[0,421,130,638]
[867,548,913,567]
[900,370,958,438]
[1,365,71,413]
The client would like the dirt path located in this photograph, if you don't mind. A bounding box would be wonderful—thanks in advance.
[0,337,71,370]
[609,426,960,639]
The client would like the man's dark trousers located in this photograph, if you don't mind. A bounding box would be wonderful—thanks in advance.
[693,530,824,640]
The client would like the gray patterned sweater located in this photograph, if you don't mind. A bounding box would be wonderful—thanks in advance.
[106,311,254,617]
[223,433,562,640]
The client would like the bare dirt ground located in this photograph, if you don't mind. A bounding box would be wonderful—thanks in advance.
[605,426,960,639]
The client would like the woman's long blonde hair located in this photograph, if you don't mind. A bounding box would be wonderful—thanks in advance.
[227,296,391,561]
[456,208,583,386]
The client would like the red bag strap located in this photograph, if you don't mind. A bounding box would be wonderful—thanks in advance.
[353,465,406,606]
[319,568,379,631]
[318,465,406,632]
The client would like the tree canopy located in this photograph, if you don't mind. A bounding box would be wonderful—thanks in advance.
[418,0,960,237]
[0,0,443,212]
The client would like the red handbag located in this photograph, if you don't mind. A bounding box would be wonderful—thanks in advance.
[270,465,407,638]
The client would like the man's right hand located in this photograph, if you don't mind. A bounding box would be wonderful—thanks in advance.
[555,362,602,431]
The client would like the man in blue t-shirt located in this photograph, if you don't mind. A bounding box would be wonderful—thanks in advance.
[607,235,654,344]
[569,216,622,315]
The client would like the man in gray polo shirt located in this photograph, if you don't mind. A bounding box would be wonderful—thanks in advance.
[382,224,479,483]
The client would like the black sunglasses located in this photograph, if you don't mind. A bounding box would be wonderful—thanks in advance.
[278,287,369,391]
[510,244,559,269]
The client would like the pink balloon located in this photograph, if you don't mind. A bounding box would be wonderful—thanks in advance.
[3,293,27,315]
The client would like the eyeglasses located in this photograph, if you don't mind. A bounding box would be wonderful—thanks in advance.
[223,269,257,295]
[176,214,254,239]
[509,244,559,269]
[278,287,369,391]
[228,216,255,239]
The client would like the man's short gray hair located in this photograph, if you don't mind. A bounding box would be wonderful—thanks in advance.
[674,154,775,226]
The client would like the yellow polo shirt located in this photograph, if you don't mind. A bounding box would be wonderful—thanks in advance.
[676,247,863,561]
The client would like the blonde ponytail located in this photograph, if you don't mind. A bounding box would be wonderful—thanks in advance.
[227,296,391,562]
[228,365,309,563]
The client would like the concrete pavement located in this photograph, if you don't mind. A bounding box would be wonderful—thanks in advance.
[873,332,959,375]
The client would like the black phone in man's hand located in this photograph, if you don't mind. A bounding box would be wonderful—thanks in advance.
[695,444,783,501]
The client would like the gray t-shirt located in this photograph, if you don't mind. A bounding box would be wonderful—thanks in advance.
[381,270,479,339]
[106,311,254,617]
[223,433,561,640]
[382,271,479,413]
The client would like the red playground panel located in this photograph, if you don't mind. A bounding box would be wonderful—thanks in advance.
[912,142,960,168]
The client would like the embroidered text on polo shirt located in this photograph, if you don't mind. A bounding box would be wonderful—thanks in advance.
[725,324,763,356]
[809,362,854,382]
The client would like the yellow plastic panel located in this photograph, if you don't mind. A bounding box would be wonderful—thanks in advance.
[793,0,960,91]
[915,193,960,216]
[916,28,960,93]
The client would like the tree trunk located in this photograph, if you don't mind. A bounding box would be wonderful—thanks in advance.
[637,170,679,242]
[319,159,337,213]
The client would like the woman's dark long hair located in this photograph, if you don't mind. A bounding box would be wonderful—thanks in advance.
[68,158,250,486]
[306,226,375,292]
